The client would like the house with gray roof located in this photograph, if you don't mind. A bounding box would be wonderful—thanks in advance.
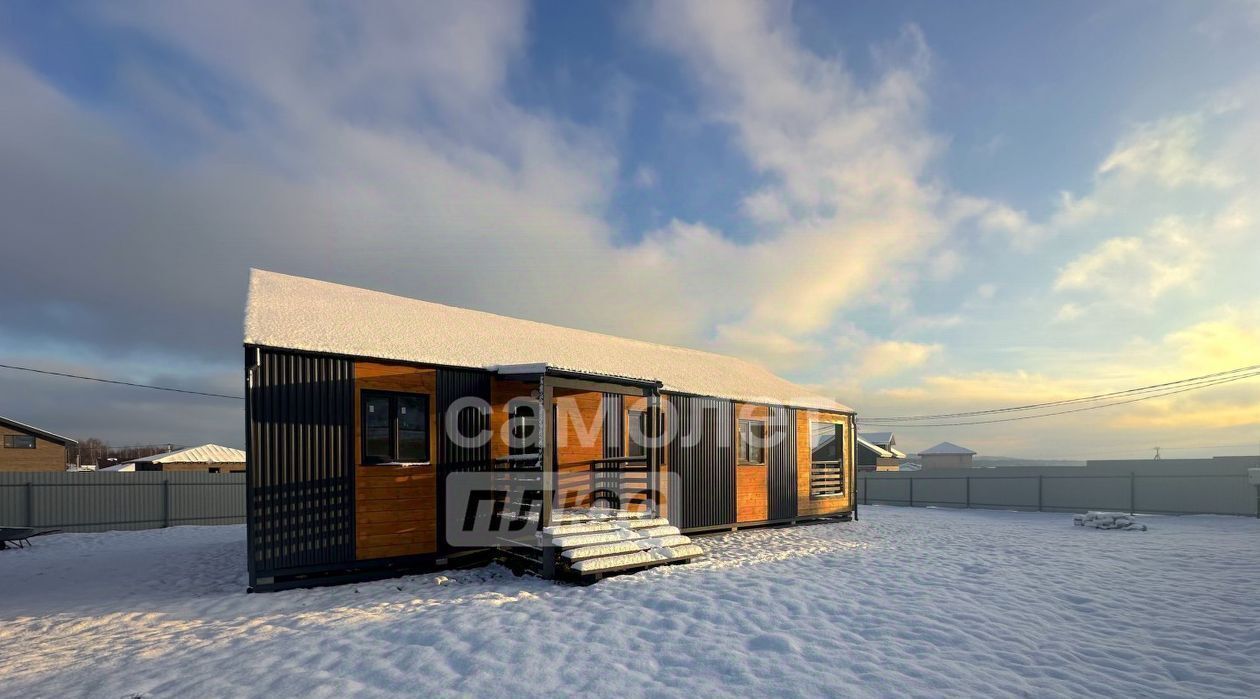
[918,441,976,469]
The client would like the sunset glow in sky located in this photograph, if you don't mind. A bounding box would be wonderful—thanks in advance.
[1,1,1258,458]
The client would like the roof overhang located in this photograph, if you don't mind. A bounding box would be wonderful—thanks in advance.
[0,416,76,445]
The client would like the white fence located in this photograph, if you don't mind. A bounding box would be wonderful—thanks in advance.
[858,466,1256,516]
[0,471,245,532]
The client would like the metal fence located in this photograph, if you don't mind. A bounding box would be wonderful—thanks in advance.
[857,471,1256,516]
[0,472,244,532]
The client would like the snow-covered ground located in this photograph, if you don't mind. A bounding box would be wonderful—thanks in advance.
[2,506,1258,698]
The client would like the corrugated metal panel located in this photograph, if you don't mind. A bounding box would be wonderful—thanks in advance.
[0,471,244,532]
[436,368,492,552]
[437,369,492,468]
[768,406,797,520]
[247,348,355,581]
[667,394,735,530]
[598,393,624,497]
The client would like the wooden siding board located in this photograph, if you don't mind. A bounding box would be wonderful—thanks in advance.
[555,388,603,507]
[734,402,769,522]
[796,410,854,517]
[353,361,439,560]
[490,380,536,462]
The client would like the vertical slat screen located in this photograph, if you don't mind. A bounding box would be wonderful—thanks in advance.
[666,394,735,530]
[768,406,797,520]
[436,369,492,551]
[247,349,355,580]
[599,393,625,503]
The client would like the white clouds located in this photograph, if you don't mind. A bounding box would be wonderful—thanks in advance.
[853,340,941,379]
[632,164,658,189]
[946,195,1044,250]
[1054,303,1083,323]
[1045,91,1260,320]
[1054,216,1206,307]
[633,0,976,365]
[0,0,987,384]
[1097,113,1237,189]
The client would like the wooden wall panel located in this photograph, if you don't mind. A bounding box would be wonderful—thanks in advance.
[489,379,536,462]
[0,426,67,472]
[735,402,769,522]
[796,411,853,517]
[353,361,439,560]
[555,388,603,509]
[355,465,436,559]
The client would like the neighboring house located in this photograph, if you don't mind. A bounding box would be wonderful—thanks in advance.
[101,444,245,473]
[0,415,76,472]
[919,442,977,469]
[242,269,859,590]
[857,431,906,471]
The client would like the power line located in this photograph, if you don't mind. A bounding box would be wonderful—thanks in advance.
[861,364,1260,423]
[0,363,243,400]
[858,370,1260,427]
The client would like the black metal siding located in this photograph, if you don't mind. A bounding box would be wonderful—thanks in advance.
[768,406,797,520]
[436,369,492,551]
[598,393,624,497]
[667,394,735,529]
[437,369,492,468]
[246,348,355,583]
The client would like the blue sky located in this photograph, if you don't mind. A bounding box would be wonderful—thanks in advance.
[1,0,1258,458]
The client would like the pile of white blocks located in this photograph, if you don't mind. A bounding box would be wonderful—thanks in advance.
[1073,511,1148,531]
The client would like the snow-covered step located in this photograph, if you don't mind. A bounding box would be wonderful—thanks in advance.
[642,534,691,548]
[572,550,657,573]
[542,521,618,536]
[651,543,703,560]
[550,529,641,548]
[561,540,647,561]
[612,517,670,529]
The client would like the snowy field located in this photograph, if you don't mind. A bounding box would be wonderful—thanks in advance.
[2,507,1258,698]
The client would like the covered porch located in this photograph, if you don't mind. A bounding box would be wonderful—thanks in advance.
[480,364,702,580]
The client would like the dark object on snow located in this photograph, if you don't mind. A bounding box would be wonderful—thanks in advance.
[0,526,61,549]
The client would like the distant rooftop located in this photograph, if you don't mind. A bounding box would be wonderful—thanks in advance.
[122,444,245,465]
[0,415,76,445]
[920,441,976,455]
[861,432,895,446]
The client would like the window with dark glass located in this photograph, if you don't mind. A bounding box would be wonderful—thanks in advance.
[627,410,648,459]
[809,421,844,498]
[4,434,36,449]
[360,390,429,464]
[738,419,765,465]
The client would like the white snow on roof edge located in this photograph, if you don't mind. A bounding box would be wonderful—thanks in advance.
[121,444,246,465]
[244,269,852,412]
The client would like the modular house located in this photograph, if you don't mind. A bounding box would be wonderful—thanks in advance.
[243,270,857,590]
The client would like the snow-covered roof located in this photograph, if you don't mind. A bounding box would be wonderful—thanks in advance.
[121,444,246,465]
[0,415,77,445]
[99,462,135,472]
[856,435,894,458]
[860,431,895,447]
[243,270,853,412]
[859,431,905,458]
[920,441,976,455]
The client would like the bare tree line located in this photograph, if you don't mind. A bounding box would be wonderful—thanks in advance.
[68,438,185,469]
